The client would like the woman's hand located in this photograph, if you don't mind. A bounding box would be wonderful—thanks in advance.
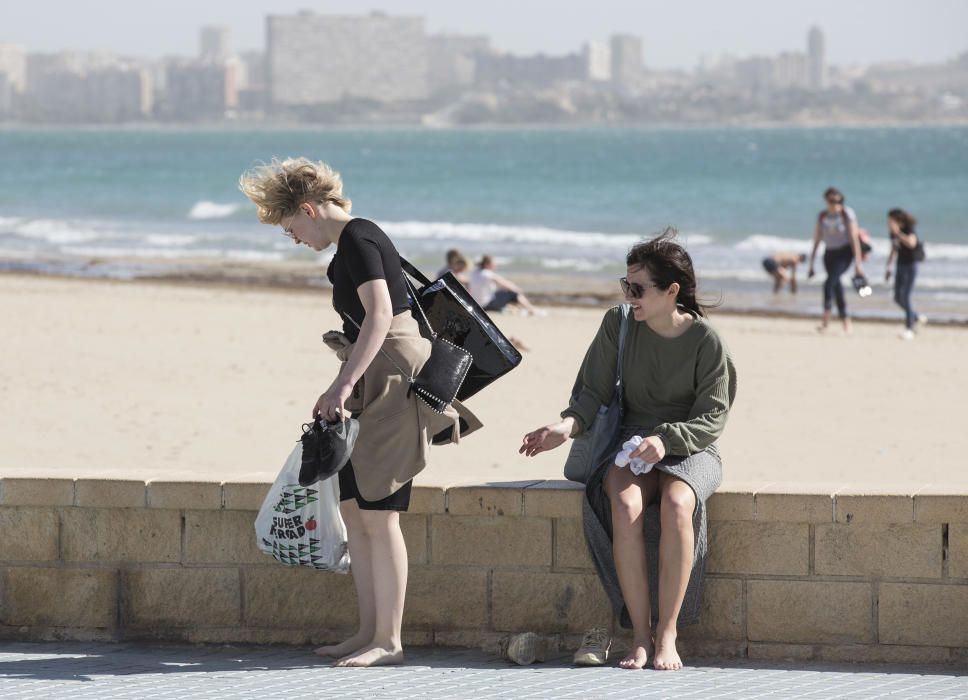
[314,381,354,423]
[520,419,574,457]
[629,435,666,464]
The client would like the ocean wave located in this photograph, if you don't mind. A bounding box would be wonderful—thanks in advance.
[3,218,104,244]
[145,234,199,247]
[381,220,713,249]
[736,233,968,261]
[539,257,610,272]
[925,243,968,261]
[188,201,242,220]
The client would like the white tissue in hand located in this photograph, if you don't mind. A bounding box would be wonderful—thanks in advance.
[613,436,654,475]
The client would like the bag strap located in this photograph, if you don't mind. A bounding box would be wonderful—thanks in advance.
[397,256,439,339]
[615,303,631,390]
[400,257,432,287]
[338,257,437,380]
[401,273,437,340]
[341,312,414,384]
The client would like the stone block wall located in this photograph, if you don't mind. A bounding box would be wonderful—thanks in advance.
[0,477,965,665]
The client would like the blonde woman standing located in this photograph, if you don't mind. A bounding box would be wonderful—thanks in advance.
[240,158,480,667]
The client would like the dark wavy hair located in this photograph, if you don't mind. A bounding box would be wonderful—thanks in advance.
[888,208,917,233]
[626,228,715,317]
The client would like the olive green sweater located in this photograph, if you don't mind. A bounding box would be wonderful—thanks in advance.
[561,306,737,456]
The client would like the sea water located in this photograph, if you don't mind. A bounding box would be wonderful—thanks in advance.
[1,126,965,320]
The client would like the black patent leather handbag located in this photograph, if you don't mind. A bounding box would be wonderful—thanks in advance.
[399,258,522,402]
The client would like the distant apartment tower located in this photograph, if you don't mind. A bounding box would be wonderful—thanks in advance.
[610,34,643,91]
[808,26,826,89]
[0,44,26,117]
[165,59,238,119]
[200,25,231,62]
[428,34,490,91]
[474,51,585,87]
[0,44,26,92]
[775,51,809,89]
[583,41,611,82]
[22,61,151,122]
[267,10,428,107]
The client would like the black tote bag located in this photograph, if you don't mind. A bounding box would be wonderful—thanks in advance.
[401,258,523,401]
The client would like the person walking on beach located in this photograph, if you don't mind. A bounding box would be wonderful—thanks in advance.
[468,255,541,315]
[239,157,480,667]
[520,230,736,671]
[807,187,867,333]
[762,252,807,294]
[885,208,924,340]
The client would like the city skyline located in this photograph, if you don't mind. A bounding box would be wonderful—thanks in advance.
[1,0,966,70]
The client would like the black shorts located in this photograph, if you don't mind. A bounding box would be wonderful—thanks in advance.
[762,257,779,274]
[484,289,519,312]
[338,461,412,512]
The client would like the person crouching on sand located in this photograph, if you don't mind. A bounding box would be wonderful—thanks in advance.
[520,229,736,671]
[762,252,807,294]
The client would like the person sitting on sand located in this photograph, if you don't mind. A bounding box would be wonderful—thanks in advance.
[468,255,540,315]
[437,248,472,288]
[520,229,736,672]
[762,253,807,294]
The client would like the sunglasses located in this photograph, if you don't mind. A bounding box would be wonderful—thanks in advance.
[826,198,844,205]
[280,212,298,240]
[619,277,658,299]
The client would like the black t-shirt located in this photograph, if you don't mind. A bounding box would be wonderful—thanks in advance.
[891,225,918,265]
[326,218,411,342]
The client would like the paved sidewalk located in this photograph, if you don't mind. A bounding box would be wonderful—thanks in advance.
[0,642,965,699]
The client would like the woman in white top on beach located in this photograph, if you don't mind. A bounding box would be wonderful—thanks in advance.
[807,186,866,333]
[468,255,540,315]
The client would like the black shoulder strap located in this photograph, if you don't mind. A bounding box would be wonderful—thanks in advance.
[399,257,432,287]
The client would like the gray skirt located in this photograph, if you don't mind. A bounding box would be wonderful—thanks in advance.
[583,425,722,628]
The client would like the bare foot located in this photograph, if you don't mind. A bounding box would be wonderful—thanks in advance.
[653,631,683,671]
[334,643,404,668]
[314,632,372,658]
[617,637,653,670]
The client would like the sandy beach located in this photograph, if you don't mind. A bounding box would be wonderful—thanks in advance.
[2,273,965,490]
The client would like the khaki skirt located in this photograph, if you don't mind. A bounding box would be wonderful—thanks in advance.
[335,313,482,502]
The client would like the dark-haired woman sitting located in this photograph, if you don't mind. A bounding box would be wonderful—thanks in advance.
[520,230,736,671]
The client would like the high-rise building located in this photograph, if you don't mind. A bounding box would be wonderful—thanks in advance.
[165,59,238,119]
[200,25,231,62]
[775,51,809,89]
[583,41,611,82]
[0,44,26,92]
[0,44,26,117]
[22,61,151,122]
[610,34,643,92]
[428,34,490,91]
[267,10,429,108]
[808,26,826,89]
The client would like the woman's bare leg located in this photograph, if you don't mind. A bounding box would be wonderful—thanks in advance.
[605,465,659,669]
[654,474,696,671]
[314,501,376,658]
[336,509,407,667]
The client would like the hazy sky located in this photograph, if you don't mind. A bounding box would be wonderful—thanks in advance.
[2,0,966,69]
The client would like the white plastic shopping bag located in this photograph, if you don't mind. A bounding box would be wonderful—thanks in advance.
[254,443,351,573]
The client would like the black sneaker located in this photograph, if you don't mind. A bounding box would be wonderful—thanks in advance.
[298,417,359,486]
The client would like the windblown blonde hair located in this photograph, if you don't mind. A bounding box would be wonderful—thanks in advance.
[238,157,352,225]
